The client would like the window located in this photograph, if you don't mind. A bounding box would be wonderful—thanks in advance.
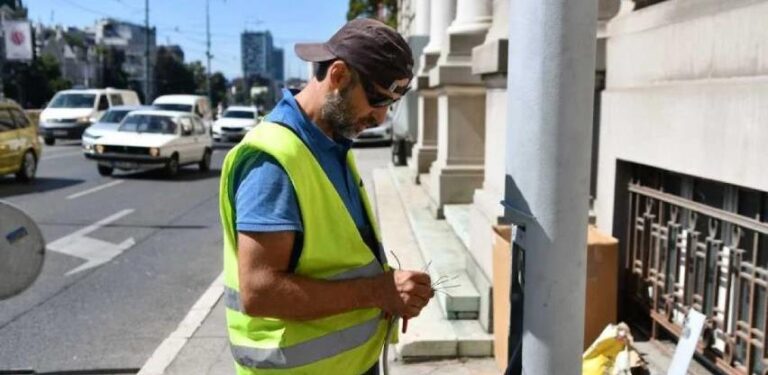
[0,109,16,132]
[223,110,256,119]
[154,103,192,113]
[99,110,131,124]
[119,115,177,134]
[178,117,193,136]
[97,95,110,111]
[109,94,124,106]
[192,117,206,135]
[48,93,96,108]
[9,109,30,129]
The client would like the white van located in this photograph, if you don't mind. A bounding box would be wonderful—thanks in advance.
[38,88,141,145]
[152,95,213,133]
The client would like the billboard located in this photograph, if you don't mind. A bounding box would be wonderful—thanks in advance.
[4,21,32,61]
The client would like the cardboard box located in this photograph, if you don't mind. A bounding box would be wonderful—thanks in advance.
[490,225,619,370]
[584,225,619,349]
[492,225,513,370]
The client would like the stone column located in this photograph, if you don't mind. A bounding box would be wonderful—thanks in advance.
[410,0,456,180]
[393,0,430,162]
[426,0,492,217]
[465,0,509,332]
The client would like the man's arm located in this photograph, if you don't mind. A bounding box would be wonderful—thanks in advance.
[237,231,433,321]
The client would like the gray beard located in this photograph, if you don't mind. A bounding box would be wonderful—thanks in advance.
[320,89,357,139]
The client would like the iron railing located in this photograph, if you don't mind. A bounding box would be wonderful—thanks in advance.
[627,183,768,375]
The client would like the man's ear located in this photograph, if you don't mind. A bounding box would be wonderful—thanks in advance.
[327,61,351,91]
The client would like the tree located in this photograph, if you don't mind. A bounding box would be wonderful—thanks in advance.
[347,0,398,28]
[187,61,207,96]
[97,46,128,89]
[209,72,228,109]
[154,46,196,96]
[3,54,71,108]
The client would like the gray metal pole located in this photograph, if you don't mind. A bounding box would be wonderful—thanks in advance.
[144,0,150,102]
[205,0,212,103]
[504,0,599,373]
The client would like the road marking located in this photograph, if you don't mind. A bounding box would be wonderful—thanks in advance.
[41,151,82,160]
[138,272,224,375]
[47,209,136,276]
[67,180,124,200]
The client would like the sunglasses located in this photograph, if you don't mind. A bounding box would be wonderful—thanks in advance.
[360,77,411,108]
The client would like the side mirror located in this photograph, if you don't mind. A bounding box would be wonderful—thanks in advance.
[182,124,193,136]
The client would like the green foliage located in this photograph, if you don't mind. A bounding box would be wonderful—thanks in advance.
[98,46,129,89]
[3,54,71,108]
[346,0,398,28]
[154,47,196,97]
[209,72,228,109]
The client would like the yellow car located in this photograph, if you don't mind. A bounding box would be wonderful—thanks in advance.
[0,100,41,182]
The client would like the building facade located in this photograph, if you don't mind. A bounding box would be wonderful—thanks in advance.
[241,30,273,80]
[92,18,156,99]
[391,0,768,373]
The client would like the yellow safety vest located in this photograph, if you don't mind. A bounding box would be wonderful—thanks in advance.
[219,122,391,374]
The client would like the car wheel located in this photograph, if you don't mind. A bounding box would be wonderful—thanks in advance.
[165,154,180,177]
[44,137,55,146]
[97,165,114,176]
[15,151,37,182]
[199,149,212,172]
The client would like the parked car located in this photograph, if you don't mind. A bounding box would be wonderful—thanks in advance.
[0,100,42,182]
[84,110,213,177]
[212,106,259,142]
[354,113,393,145]
[152,95,213,133]
[38,88,141,145]
[82,105,150,154]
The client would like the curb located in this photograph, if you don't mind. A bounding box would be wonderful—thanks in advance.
[138,272,224,375]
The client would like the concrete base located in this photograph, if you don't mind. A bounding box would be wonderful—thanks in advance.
[428,164,484,217]
[410,91,439,179]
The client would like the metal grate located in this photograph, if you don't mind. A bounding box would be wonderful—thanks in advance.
[627,183,768,375]
[102,145,150,155]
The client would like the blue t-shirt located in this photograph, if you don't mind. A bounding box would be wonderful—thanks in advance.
[234,89,376,268]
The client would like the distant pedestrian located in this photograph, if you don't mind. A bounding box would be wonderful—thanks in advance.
[219,18,431,375]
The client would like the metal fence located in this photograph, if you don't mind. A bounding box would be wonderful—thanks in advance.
[627,183,768,375]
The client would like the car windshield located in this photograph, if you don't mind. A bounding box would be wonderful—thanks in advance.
[48,93,97,108]
[99,109,132,124]
[119,114,177,134]
[223,110,255,119]
[154,103,193,112]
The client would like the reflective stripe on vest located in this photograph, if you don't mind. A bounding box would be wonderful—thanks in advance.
[230,314,382,369]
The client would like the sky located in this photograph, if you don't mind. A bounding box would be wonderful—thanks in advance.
[25,0,351,80]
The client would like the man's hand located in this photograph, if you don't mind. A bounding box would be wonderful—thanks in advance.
[376,270,434,318]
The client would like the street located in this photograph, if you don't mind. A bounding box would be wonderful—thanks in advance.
[0,140,391,373]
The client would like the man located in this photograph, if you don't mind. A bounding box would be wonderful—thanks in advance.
[219,19,434,375]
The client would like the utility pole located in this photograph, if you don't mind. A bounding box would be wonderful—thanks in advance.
[503,0,598,374]
[144,0,150,102]
[205,0,212,104]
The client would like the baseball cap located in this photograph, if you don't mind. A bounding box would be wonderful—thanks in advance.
[295,18,414,98]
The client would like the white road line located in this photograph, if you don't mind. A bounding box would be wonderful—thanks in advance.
[67,180,124,200]
[50,209,134,243]
[42,151,83,160]
[138,272,224,375]
[47,209,136,275]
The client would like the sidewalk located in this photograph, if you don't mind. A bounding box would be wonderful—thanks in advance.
[138,278,498,375]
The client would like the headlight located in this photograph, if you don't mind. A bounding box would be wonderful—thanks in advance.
[83,131,100,139]
[77,116,91,124]
[95,144,104,154]
[149,147,160,157]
